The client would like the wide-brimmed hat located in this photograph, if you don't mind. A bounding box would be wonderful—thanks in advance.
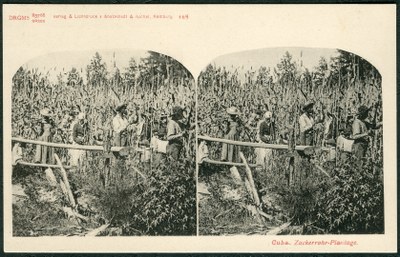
[303,101,314,111]
[346,115,354,122]
[77,112,86,120]
[255,109,263,116]
[115,103,127,112]
[40,108,53,117]
[226,107,240,115]
[358,105,370,115]
[264,111,272,119]
[172,106,184,116]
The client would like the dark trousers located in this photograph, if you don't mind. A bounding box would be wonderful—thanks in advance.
[167,143,182,160]
[353,142,367,159]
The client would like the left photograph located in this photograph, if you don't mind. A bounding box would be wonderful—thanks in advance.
[11,50,196,236]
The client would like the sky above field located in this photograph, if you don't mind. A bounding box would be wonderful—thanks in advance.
[21,49,151,82]
[210,47,339,72]
[19,47,339,82]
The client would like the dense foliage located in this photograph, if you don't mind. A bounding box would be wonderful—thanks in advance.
[313,157,384,234]
[68,155,196,236]
[198,50,382,157]
[12,51,195,153]
[198,49,384,234]
[12,51,196,236]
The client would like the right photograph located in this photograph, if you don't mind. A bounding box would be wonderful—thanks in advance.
[197,47,383,235]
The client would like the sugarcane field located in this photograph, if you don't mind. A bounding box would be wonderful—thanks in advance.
[10,47,384,237]
[197,48,384,235]
[11,50,196,236]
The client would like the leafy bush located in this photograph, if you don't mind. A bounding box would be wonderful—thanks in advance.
[253,149,384,235]
[130,158,196,235]
[314,157,384,234]
[75,155,196,236]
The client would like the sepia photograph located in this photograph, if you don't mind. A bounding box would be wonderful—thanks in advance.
[3,4,396,253]
[197,47,384,236]
[11,50,196,236]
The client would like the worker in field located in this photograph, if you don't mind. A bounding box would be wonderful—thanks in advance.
[92,127,104,146]
[70,112,87,166]
[112,103,129,147]
[12,141,24,166]
[150,112,169,158]
[220,106,242,163]
[167,106,187,160]
[255,111,275,168]
[34,107,55,164]
[336,120,354,162]
[352,105,382,159]
[299,101,325,146]
[158,112,168,140]
[299,101,316,146]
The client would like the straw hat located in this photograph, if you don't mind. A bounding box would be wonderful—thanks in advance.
[39,108,53,117]
[172,106,184,116]
[226,107,240,115]
[115,103,127,113]
[358,105,370,115]
[77,112,86,120]
[264,111,272,119]
[302,101,314,111]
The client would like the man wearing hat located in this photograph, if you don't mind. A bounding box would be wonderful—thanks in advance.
[258,111,275,144]
[70,112,87,166]
[352,105,382,159]
[34,107,55,164]
[299,101,315,146]
[221,106,242,162]
[255,111,275,168]
[158,112,168,140]
[112,103,129,147]
[72,113,86,144]
[167,106,186,160]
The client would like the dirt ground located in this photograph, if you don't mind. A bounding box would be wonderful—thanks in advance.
[198,165,288,235]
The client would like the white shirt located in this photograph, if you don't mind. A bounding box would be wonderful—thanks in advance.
[112,114,129,133]
[197,141,209,163]
[167,119,182,140]
[299,113,314,133]
[12,143,23,165]
[136,121,144,137]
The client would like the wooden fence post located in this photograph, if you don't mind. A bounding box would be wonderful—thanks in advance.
[238,152,265,224]
[239,152,261,207]
[287,127,295,186]
[102,129,113,187]
[54,153,76,208]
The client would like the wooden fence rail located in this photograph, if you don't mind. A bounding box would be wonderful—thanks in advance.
[201,158,257,168]
[15,161,72,169]
[11,137,144,153]
[197,135,308,151]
